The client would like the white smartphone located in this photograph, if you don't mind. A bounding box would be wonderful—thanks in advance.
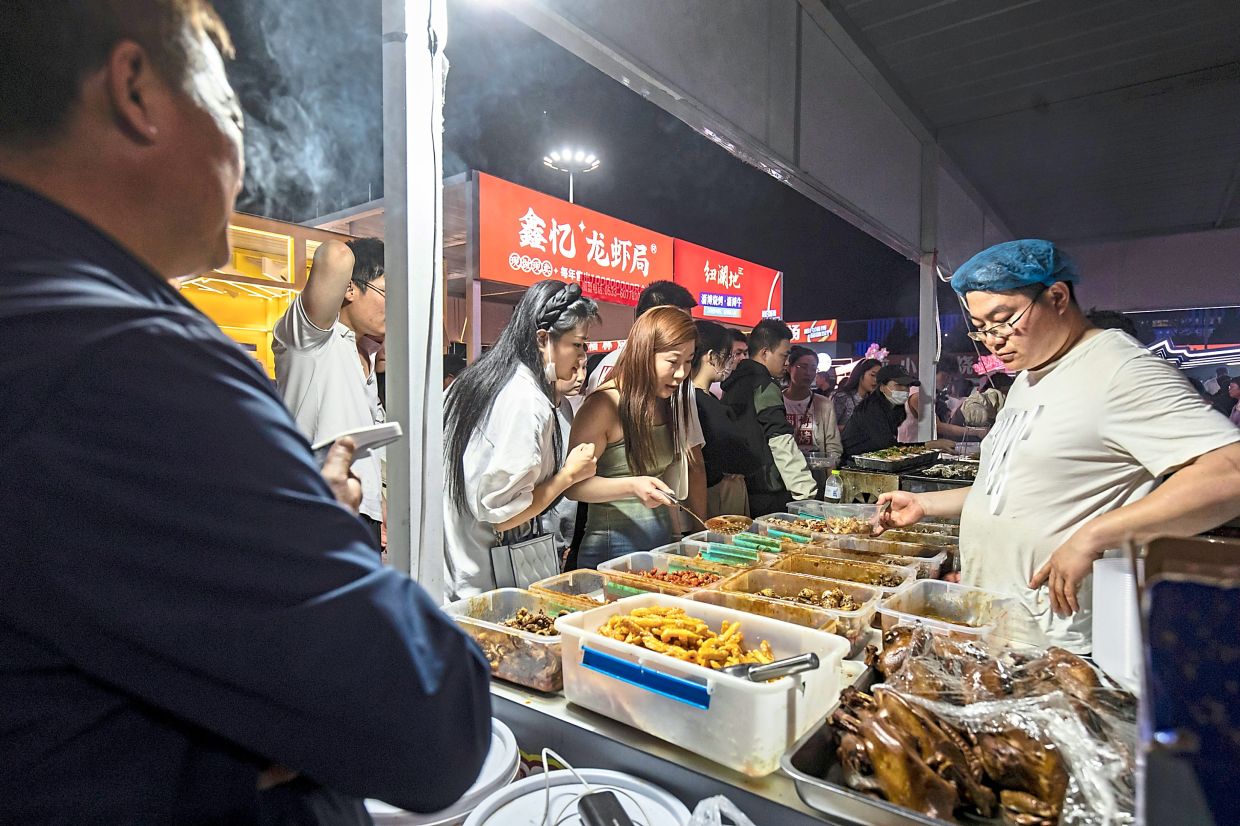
[312,421,404,466]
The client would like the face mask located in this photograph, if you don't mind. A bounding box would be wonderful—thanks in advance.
[889,389,910,405]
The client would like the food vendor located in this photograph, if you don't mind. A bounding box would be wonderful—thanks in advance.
[880,239,1240,652]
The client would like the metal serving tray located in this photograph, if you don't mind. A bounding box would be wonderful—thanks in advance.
[850,449,940,473]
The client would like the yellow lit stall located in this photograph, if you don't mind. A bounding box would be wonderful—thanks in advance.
[177,213,352,378]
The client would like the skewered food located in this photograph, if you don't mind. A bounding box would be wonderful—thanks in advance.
[596,605,774,669]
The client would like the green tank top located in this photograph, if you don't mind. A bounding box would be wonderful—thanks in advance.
[596,422,675,480]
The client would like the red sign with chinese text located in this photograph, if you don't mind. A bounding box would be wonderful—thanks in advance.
[788,319,838,343]
[478,173,673,306]
[586,339,625,354]
[672,239,782,328]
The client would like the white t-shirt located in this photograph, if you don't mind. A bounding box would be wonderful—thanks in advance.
[585,343,705,449]
[273,295,385,521]
[961,329,1239,652]
[443,365,558,600]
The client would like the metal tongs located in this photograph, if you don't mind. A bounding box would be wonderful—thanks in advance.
[871,498,893,534]
[722,652,820,682]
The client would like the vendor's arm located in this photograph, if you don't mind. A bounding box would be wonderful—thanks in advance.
[18,326,491,813]
[1032,356,1240,615]
[1032,441,1240,614]
[566,392,674,507]
[299,240,356,330]
[878,487,971,528]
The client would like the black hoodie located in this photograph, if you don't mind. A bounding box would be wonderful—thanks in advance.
[720,359,815,499]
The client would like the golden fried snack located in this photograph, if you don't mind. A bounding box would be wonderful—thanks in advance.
[596,606,775,670]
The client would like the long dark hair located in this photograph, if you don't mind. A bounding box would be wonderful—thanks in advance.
[445,281,599,516]
[839,358,882,395]
[691,320,730,376]
[611,307,697,477]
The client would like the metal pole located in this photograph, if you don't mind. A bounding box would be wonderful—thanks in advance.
[568,171,575,204]
[382,0,447,598]
[917,143,939,442]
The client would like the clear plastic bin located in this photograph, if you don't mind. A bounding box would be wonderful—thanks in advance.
[788,543,948,580]
[712,569,879,656]
[878,529,958,548]
[893,521,960,537]
[686,589,839,633]
[877,578,1017,639]
[756,512,878,542]
[529,570,685,608]
[442,588,579,692]
[676,535,779,568]
[785,501,880,523]
[597,551,732,591]
[827,534,947,560]
[554,593,849,776]
[766,553,916,597]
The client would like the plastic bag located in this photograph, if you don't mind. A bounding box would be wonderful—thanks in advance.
[686,795,757,826]
[872,628,1136,825]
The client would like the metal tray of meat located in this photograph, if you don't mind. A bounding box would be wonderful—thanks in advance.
[850,448,941,473]
[781,667,992,826]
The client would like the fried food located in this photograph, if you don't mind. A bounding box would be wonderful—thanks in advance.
[705,515,751,535]
[500,607,561,636]
[638,569,721,588]
[596,605,774,670]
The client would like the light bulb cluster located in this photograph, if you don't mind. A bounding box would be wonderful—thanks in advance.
[542,147,601,173]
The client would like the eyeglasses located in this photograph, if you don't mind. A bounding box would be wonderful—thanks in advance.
[355,281,385,299]
[966,285,1045,341]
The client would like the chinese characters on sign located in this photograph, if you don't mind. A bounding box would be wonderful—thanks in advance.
[672,239,782,328]
[478,173,672,306]
[788,319,839,344]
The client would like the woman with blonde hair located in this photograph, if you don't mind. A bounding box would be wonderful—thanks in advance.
[568,306,697,568]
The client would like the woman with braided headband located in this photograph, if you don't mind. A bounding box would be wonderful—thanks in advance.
[444,280,601,598]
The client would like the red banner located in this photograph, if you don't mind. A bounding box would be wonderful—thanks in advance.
[477,173,673,306]
[672,239,782,328]
[788,319,838,343]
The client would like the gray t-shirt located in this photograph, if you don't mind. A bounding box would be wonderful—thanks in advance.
[962,329,1239,652]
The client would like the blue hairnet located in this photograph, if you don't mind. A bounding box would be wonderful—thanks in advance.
[951,239,1078,295]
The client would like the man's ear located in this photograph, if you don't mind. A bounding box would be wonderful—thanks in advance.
[342,281,358,305]
[104,40,167,145]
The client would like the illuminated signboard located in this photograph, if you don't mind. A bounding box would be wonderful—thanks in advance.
[478,173,673,306]
[788,318,839,343]
[672,239,782,328]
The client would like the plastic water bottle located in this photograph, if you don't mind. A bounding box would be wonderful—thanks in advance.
[823,470,842,503]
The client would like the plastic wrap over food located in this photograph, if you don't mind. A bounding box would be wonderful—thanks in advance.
[860,626,1136,825]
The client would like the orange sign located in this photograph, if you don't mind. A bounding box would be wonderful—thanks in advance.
[788,319,838,343]
[586,339,625,354]
[478,173,673,306]
[673,239,782,328]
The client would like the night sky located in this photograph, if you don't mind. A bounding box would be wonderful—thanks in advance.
[214,0,940,322]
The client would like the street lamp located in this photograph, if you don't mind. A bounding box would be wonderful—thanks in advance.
[542,147,600,204]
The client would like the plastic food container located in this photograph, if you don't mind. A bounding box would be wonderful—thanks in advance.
[787,543,948,581]
[893,521,961,538]
[877,578,1018,639]
[712,569,880,656]
[686,589,840,633]
[597,550,732,591]
[529,570,686,609]
[878,529,958,548]
[442,589,580,692]
[555,593,849,776]
[785,501,880,523]
[766,553,916,597]
[676,535,779,568]
[756,512,878,542]
[826,534,946,559]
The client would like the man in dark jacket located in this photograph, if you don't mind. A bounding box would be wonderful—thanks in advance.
[721,320,816,515]
[0,3,490,823]
[842,364,918,457]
